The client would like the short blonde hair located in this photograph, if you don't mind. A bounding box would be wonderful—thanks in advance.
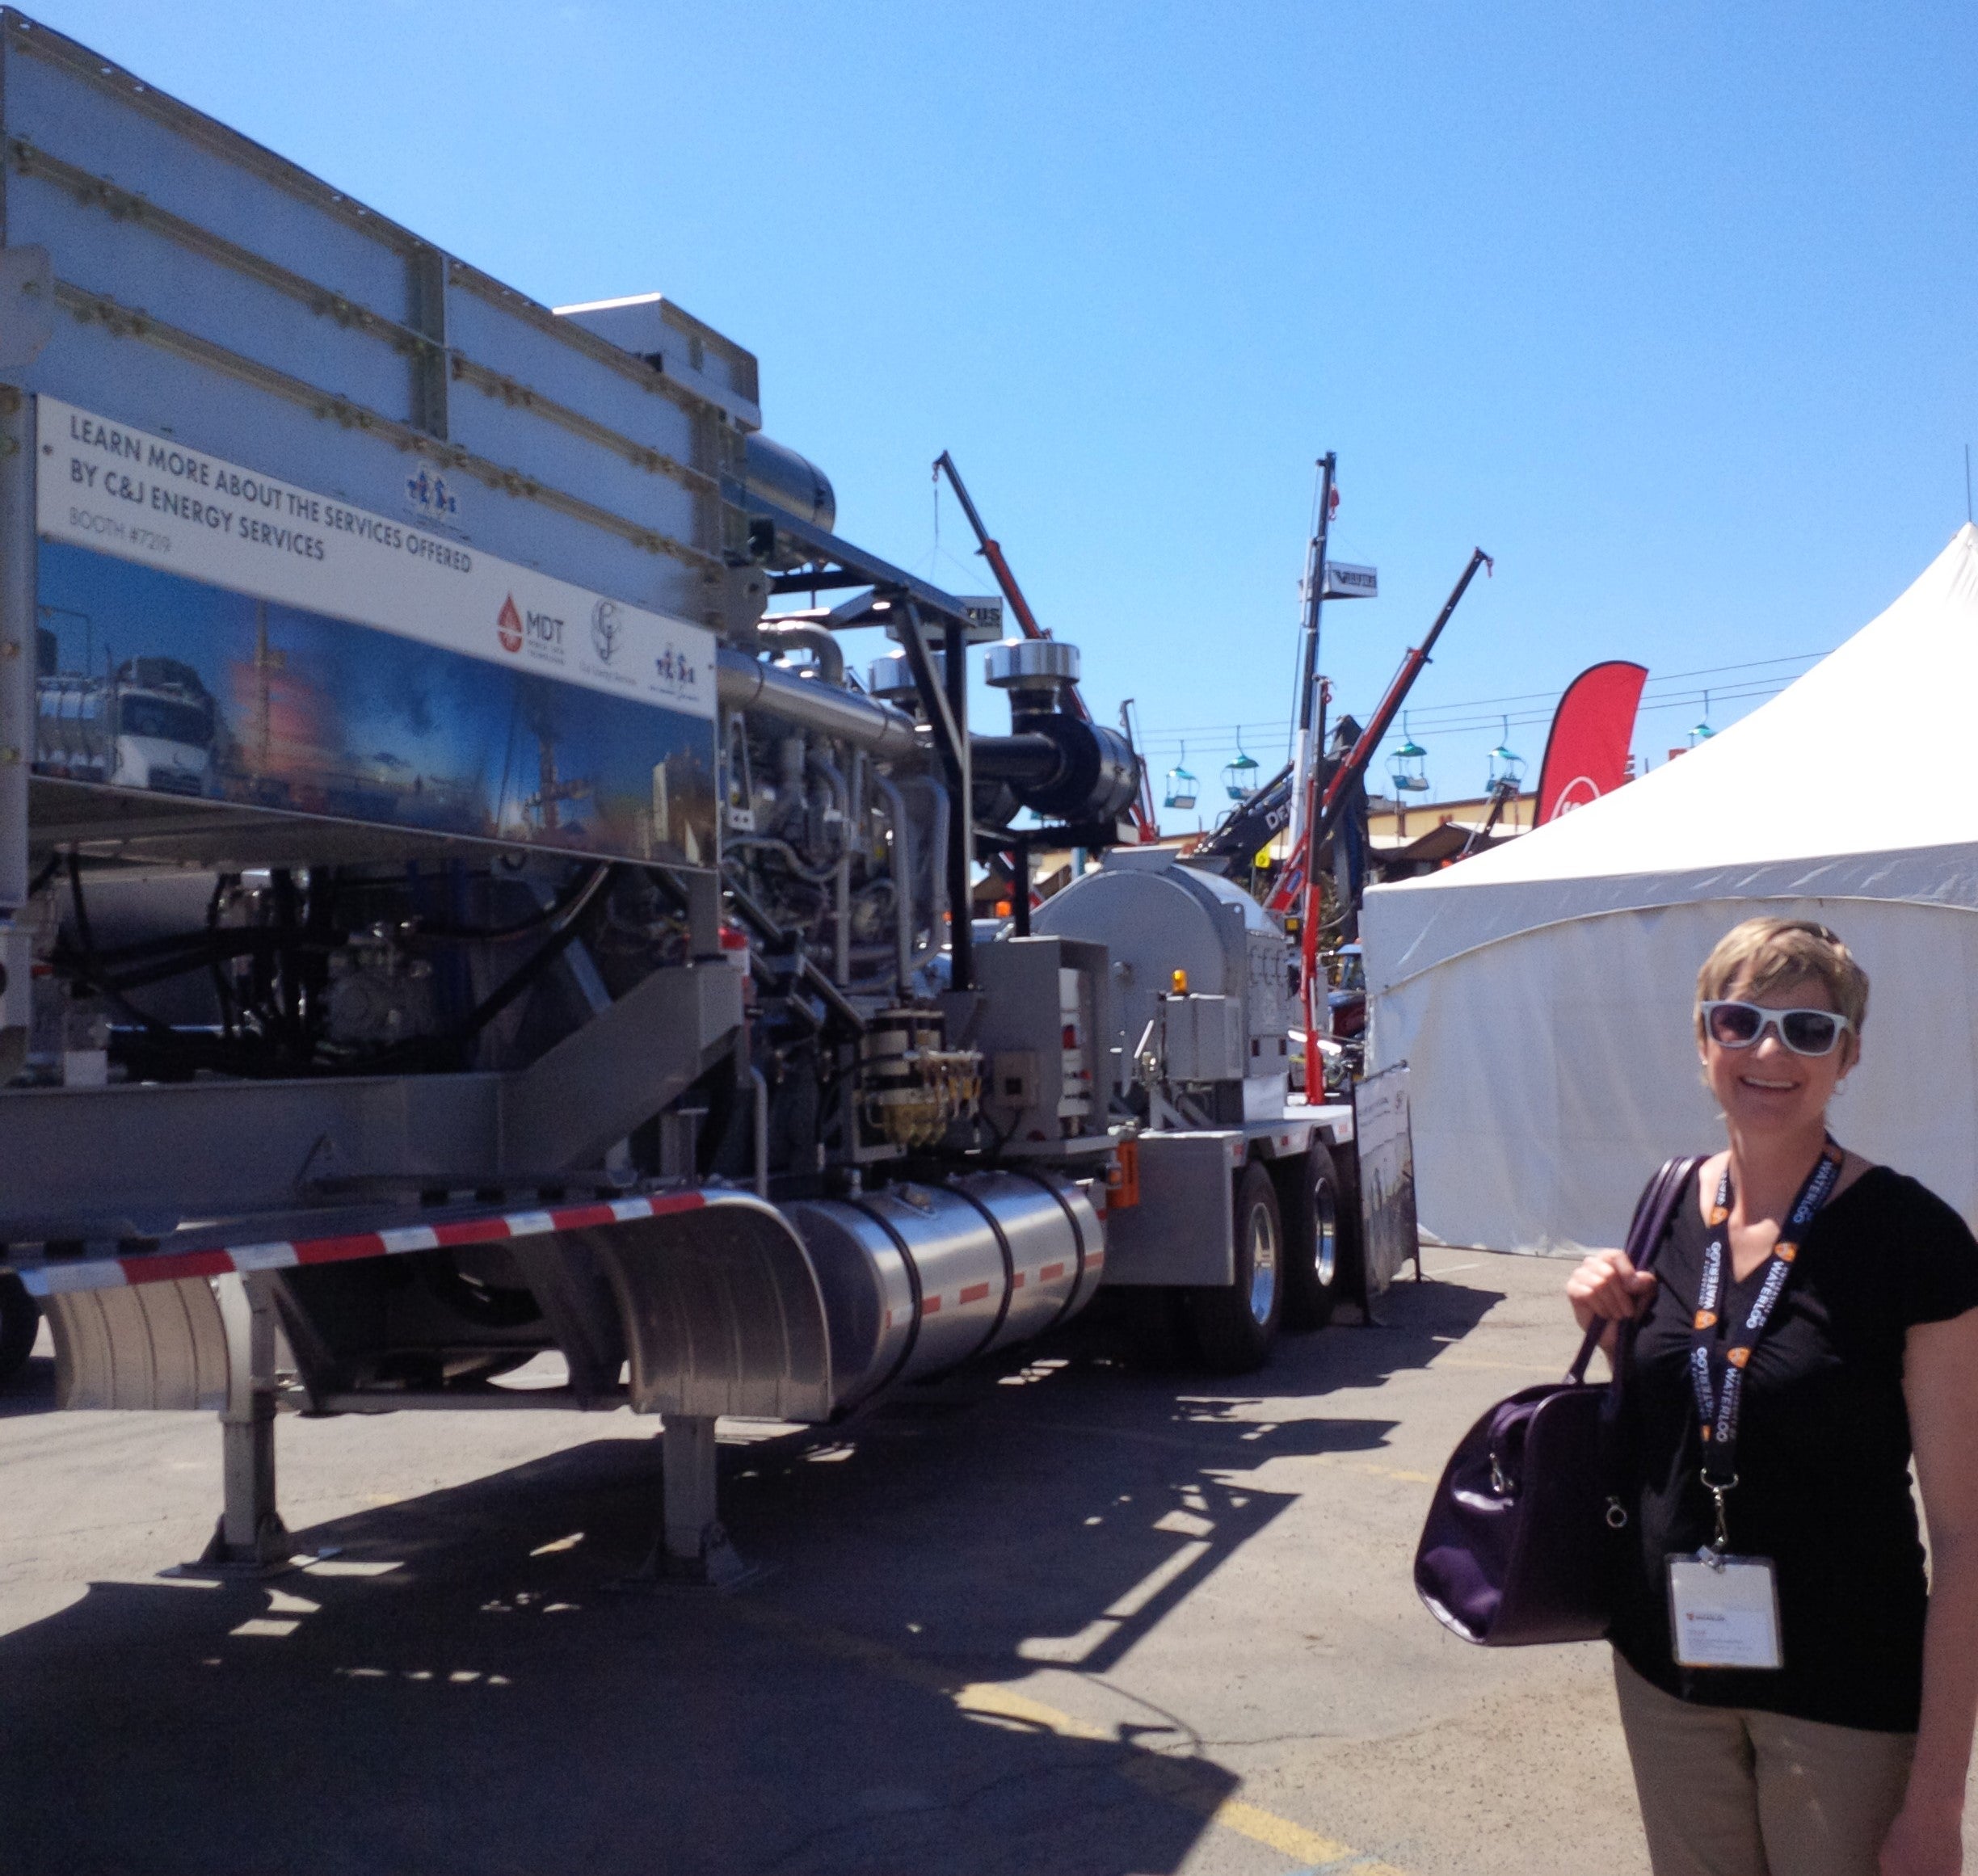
[1696,918,1869,1057]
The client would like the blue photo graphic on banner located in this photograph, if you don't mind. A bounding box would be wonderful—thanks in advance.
[33,539,718,864]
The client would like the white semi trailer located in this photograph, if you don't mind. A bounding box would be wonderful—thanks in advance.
[0,9,1359,1582]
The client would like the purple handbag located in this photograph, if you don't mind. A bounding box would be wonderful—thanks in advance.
[1413,1155,1704,1647]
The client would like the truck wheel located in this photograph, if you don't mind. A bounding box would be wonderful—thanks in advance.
[0,1273,40,1386]
[1281,1142,1347,1331]
[1188,1161,1282,1373]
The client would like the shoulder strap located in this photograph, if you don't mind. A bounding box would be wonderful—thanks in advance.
[1568,1154,1707,1384]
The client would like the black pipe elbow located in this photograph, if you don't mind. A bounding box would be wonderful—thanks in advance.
[970,718,1139,827]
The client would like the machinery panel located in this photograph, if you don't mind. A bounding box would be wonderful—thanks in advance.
[974,935,1111,1150]
[1159,994,1244,1084]
[1098,1130,1241,1287]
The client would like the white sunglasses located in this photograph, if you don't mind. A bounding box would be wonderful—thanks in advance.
[1698,999,1854,1058]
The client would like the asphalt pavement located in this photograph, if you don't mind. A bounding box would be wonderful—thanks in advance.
[1,1252,1969,1876]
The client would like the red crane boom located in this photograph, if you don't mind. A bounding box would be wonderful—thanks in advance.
[934,452,1159,843]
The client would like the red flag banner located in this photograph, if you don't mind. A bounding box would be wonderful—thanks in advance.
[1534,661,1648,824]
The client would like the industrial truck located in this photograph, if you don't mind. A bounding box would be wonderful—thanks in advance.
[0,10,1360,1582]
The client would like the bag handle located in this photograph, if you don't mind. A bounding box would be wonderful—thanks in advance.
[1566,1154,1707,1384]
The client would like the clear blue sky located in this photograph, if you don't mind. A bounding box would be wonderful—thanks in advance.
[32,1,1978,831]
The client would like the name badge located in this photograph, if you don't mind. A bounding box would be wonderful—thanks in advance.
[1667,1553,1783,1669]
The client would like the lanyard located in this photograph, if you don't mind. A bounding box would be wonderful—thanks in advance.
[1687,1141,1842,1545]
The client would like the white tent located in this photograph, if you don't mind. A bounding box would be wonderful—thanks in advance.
[1361,524,1978,1255]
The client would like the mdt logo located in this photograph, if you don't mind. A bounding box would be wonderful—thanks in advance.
[498,595,566,654]
[655,645,698,687]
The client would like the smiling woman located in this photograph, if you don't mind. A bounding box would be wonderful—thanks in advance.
[1566,919,1978,1876]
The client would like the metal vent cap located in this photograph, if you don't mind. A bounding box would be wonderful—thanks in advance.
[985,638,1079,690]
[868,648,947,700]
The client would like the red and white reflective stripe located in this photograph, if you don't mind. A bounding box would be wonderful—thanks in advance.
[886,1254,1103,1327]
[15,1191,707,1299]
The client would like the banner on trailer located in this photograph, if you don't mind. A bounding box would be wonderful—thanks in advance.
[1354,1062,1420,1297]
[32,397,718,864]
[1534,661,1648,824]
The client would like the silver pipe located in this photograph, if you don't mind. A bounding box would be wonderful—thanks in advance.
[903,774,948,970]
[777,730,806,793]
[756,620,845,687]
[808,749,852,986]
[716,648,920,760]
[869,772,916,990]
[806,747,849,829]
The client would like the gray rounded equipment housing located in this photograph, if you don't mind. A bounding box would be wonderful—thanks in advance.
[1032,850,1294,1117]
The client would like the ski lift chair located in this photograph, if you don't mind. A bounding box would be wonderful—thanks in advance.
[1487,718,1526,793]
[1391,738,1430,795]
[1164,746,1199,811]
[1222,738,1260,802]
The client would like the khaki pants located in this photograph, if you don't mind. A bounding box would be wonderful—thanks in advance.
[1614,1651,1915,1876]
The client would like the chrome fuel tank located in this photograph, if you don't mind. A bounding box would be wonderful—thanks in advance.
[952,1169,1102,1354]
[785,1170,1102,1414]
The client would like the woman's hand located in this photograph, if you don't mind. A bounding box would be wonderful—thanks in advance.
[1889,1307,1978,1876]
[1565,1250,1656,1355]
[1879,1797,1962,1875]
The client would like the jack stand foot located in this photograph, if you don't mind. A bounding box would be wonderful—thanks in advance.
[616,1521,765,1593]
[164,1274,301,1579]
[607,1414,768,1593]
[164,1512,300,1582]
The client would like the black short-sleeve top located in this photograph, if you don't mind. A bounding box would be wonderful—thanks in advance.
[1610,1163,1978,1731]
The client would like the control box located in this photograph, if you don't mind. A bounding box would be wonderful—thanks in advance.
[974,936,1111,1155]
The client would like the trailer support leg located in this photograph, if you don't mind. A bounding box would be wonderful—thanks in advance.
[625,1415,753,1588]
[191,1275,293,1575]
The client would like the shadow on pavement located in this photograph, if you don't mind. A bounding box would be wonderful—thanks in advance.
[0,1319,57,1418]
[0,1352,55,1419]
[0,1273,1503,1875]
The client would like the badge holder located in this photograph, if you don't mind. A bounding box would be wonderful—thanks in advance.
[1666,1472,1782,1671]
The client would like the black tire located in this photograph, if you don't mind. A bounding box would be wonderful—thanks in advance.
[1188,1160,1283,1373]
[0,1273,41,1386]
[1280,1143,1347,1331]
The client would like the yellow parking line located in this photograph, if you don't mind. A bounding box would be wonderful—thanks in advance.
[955,1680,1109,1739]
[1331,1457,1435,1485]
[1123,1752,1355,1858]
[732,1601,1411,1873]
